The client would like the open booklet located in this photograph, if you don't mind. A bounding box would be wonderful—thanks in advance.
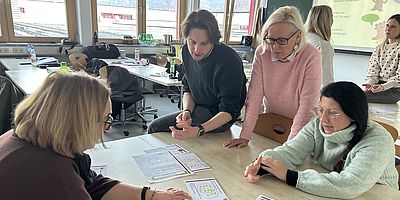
[132,144,211,183]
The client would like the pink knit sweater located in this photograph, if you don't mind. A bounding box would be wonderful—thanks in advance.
[240,43,321,141]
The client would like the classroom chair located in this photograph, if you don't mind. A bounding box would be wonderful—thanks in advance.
[253,113,293,143]
[68,53,88,70]
[101,65,145,136]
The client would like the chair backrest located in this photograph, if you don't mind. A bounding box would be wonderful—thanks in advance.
[155,53,167,67]
[253,113,293,143]
[168,56,182,65]
[69,53,88,70]
[375,120,398,142]
[106,66,143,104]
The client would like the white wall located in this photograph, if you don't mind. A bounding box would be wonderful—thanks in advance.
[333,52,370,87]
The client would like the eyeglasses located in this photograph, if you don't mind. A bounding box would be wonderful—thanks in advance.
[264,30,299,45]
[314,107,341,120]
[103,114,113,131]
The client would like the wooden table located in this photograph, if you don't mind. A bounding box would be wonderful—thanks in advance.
[86,126,399,200]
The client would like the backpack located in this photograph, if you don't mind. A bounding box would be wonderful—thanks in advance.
[84,43,120,61]
[85,58,108,76]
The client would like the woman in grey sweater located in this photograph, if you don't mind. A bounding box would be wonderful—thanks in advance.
[244,81,398,199]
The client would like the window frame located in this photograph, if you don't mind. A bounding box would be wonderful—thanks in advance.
[198,0,257,44]
[91,0,186,44]
[0,0,77,43]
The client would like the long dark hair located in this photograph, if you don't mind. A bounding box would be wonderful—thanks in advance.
[321,81,368,149]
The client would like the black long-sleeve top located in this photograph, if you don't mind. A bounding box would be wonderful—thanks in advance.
[181,43,247,122]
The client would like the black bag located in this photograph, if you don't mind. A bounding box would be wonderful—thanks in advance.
[84,43,120,61]
[85,58,108,76]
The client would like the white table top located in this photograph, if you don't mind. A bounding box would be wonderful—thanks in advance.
[0,58,43,71]
[86,125,399,200]
[104,58,181,87]
[5,69,49,95]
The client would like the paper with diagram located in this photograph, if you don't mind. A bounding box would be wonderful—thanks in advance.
[185,178,228,200]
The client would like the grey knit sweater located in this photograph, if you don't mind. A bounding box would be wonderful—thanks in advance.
[260,118,398,199]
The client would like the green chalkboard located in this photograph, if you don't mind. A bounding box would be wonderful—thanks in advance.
[265,0,314,23]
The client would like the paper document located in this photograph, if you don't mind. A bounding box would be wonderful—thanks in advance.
[185,178,228,200]
[175,152,211,173]
[132,151,191,183]
[144,144,188,155]
[91,164,107,176]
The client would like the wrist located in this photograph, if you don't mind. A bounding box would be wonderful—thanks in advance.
[197,124,205,137]
[183,108,192,115]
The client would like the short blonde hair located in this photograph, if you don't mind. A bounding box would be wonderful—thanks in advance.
[261,6,307,51]
[305,5,333,41]
[14,71,110,158]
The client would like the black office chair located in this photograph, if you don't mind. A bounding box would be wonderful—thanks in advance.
[0,76,23,135]
[104,65,145,136]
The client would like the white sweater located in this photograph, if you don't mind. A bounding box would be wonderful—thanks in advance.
[307,32,334,88]
[365,41,400,90]
[260,119,398,199]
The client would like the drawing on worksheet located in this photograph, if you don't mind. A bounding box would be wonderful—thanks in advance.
[185,178,228,200]
[256,194,274,200]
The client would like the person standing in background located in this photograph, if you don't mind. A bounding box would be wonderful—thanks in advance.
[224,6,321,148]
[363,14,400,104]
[305,5,334,88]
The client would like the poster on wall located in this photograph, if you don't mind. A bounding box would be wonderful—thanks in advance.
[315,0,400,52]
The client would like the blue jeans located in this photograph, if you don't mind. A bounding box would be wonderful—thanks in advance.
[148,105,234,134]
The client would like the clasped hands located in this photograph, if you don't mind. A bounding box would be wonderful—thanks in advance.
[169,110,199,140]
[362,83,384,93]
[244,156,288,183]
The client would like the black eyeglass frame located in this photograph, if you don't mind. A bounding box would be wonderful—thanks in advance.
[103,114,113,131]
[263,30,299,45]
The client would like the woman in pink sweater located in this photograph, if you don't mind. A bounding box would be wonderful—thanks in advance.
[224,6,321,148]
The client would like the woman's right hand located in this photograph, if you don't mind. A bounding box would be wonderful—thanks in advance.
[176,111,192,129]
[244,156,262,183]
[223,138,249,148]
[154,188,192,200]
[362,83,372,91]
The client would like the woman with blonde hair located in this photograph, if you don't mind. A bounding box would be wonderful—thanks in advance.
[363,14,400,103]
[0,71,191,200]
[305,5,334,87]
[225,6,321,148]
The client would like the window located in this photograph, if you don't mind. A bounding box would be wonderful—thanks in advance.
[95,0,137,39]
[229,0,253,42]
[199,0,225,37]
[0,0,76,42]
[199,0,256,44]
[146,0,178,40]
[93,0,185,43]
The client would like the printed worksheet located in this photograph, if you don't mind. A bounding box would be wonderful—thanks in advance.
[185,178,228,200]
[144,144,188,155]
[132,151,191,183]
[175,152,211,172]
[91,165,107,176]
[256,194,274,200]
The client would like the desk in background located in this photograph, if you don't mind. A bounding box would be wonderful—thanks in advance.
[86,125,399,200]
[5,70,48,95]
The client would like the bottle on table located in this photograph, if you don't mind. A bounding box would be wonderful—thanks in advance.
[135,48,140,62]
[169,58,175,78]
[59,62,69,73]
[27,44,37,63]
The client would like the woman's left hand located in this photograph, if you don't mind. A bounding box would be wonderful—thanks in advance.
[261,157,288,181]
[371,84,384,93]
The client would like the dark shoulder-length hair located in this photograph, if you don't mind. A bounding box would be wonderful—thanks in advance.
[321,81,368,147]
[181,9,222,44]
